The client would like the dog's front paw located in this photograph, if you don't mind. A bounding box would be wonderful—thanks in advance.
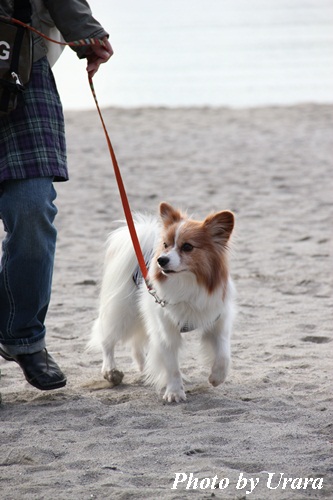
[209,373,223,387]
[209,368,228,387]
[163,386,186,403]
[103,368,124,386]
[208,370,227,387]
[209,358,230,387]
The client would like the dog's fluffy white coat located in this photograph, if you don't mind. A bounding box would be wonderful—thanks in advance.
[90,203,236,402]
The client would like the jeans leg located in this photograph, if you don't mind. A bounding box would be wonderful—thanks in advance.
[0,177,58,355]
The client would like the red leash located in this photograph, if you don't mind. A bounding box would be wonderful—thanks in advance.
[88,77,164,305]
[2,16,167,299]
[88,76,149,281]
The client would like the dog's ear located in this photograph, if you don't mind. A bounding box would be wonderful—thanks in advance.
[203,210,234,244]
[159,202,183,226]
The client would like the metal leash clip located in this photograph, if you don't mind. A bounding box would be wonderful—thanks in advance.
[146,281,166,307]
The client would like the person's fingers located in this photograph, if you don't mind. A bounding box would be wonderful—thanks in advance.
[86,37,113,77]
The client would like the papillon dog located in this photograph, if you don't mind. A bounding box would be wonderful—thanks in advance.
[90,202,236,402]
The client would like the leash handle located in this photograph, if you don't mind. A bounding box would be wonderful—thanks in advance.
[3,15,150,283]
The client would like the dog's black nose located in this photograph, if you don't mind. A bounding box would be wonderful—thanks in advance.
[157,256,169,268]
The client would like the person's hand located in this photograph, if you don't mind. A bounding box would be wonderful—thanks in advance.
[86,37,113,78]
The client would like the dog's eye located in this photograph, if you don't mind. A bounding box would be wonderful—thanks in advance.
[181,243,194,252]
[163,242,168,249]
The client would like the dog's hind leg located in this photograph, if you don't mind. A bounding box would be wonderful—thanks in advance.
[90,314,125,386]
[131,326,148,372]
[101,338,124,386]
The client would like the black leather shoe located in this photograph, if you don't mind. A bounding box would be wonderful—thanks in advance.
[0,348,67,391]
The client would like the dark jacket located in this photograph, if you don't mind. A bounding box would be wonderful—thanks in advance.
[0,0,109,63]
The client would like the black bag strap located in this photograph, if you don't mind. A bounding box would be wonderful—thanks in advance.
[10,0,32,83]
[13,0,32,23]
[11,26,26,80]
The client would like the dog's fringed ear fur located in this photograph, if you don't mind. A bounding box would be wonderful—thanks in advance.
[203,211,235,244]
[159,202,183,226]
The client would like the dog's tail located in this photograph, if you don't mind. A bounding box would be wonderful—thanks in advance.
[103,213,159,294]
[88,214,159,350]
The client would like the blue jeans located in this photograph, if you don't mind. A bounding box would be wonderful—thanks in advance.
[0,178,58,355]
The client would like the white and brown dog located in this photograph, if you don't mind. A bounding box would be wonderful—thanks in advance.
[90,202,236,402]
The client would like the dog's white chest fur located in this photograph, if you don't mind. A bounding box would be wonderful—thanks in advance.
[142,270,233,333]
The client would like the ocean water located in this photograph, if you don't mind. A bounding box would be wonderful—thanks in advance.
[53,0,333,109]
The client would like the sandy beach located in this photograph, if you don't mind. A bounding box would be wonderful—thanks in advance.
[0,104,332,499]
